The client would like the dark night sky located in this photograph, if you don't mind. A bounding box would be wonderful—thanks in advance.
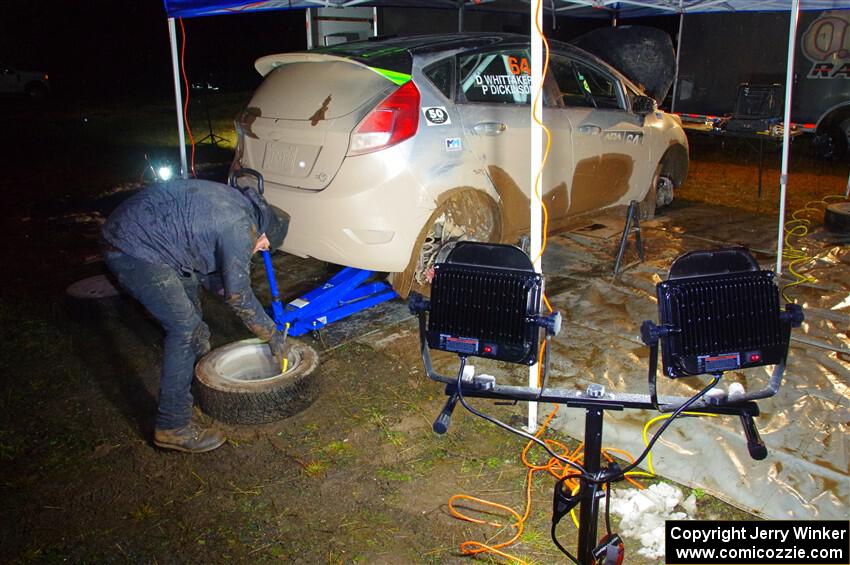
[1,1,307,100]
[0,2,676,102]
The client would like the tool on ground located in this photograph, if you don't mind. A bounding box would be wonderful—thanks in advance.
[411,242,803,565]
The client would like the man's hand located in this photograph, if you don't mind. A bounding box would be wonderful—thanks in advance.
[269,329,289,372]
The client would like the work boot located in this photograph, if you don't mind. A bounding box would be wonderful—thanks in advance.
[154,420,226,453]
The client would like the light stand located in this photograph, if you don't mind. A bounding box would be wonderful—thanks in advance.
[411,243,803,565]
[194,82,228,147]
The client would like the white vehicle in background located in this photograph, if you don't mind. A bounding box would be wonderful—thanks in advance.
[231,33,689,296]
[0,63,49,100]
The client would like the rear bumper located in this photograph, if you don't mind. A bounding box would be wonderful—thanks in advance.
[262,148,433,273]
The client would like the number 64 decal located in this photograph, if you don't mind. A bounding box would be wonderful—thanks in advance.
[422,106,451,126]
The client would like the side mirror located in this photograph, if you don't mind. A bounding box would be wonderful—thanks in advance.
[632,95,656,116]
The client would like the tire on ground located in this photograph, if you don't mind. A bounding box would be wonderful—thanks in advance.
[195,338,320,425]
[824,202,850,234]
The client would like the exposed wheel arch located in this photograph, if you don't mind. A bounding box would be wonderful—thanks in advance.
[658,144,689,188]
[389,189,501,298]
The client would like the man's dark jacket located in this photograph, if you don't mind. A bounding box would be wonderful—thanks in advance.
[102,179,276,339]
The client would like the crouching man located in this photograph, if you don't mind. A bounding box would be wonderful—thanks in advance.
[102,178,289,453]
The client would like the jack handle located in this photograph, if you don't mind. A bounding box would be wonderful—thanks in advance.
[229,167,265,195]
[262,250,286,331]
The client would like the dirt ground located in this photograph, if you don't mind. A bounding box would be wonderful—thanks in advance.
[1,95,847,564]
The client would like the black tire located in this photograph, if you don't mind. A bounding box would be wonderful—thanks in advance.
[824,202,850,234]
[195,338,320,425]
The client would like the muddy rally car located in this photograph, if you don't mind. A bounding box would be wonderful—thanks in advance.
[230,33,688,295]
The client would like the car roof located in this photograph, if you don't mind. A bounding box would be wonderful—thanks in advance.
[315,33,522,57]
[311,32,641,94]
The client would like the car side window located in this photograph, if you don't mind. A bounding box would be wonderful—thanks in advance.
[549,55,592,108]
[573,61,622,110]
[424,59,453,99]
[457,48,531,105]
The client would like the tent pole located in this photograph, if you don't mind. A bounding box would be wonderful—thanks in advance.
[845,169,849,198]
[775,0,800,276]
[528,0,543,433]
[305,9,313,49]
[671,5,684,113]
[168,18,188,180]
[458,1,464,32]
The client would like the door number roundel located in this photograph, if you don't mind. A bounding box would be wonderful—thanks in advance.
[423,106,451,126]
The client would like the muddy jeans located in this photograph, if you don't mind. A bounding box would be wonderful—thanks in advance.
[104,250,211,430]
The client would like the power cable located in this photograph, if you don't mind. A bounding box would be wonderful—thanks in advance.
[179,17,197,178]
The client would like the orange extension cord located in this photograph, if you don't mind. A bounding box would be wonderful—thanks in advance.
[179,17,197,178]
[446,373,649,564]
[443,5,648,563]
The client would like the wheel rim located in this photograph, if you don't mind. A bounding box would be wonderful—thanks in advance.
[207,341,304,384]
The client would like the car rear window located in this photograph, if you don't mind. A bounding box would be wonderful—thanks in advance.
[315,42,413,76]
[424,59,453,99]
[251,60,393,120]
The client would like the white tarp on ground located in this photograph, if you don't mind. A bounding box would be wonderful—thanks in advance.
[537,204,848,520]
[347,202,848,520]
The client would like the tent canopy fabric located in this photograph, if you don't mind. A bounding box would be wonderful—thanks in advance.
[163,0,848,19]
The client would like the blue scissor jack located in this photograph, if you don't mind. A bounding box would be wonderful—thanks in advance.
[262,251,397,337]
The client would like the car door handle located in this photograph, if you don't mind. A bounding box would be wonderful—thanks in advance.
[577,125,602,135]
[474,122,507,136]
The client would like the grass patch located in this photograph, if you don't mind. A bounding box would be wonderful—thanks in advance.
[376,468,413,482]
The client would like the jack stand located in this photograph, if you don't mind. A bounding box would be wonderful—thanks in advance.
[271,266,397,337]
[613,200,644,277]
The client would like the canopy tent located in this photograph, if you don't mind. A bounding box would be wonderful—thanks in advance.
[163,0,846,18]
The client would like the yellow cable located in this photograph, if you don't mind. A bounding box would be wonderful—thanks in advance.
[642,412,719,476]
[781,195,848,303]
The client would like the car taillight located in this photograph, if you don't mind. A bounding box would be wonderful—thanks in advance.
[348,81,420,156]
